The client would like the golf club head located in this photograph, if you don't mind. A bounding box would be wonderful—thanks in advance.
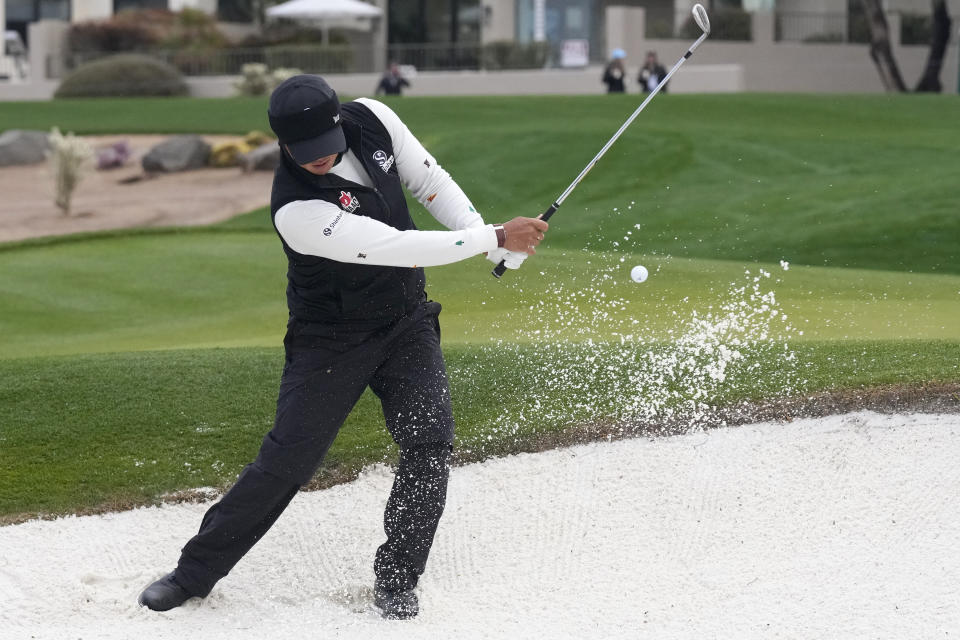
[692,3,711,34]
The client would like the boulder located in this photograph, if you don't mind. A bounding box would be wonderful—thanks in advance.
[239,142,281,172]
[142,135,211,173]
[0,130,51,167]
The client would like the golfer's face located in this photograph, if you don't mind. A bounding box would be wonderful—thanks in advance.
[299,152,338,176]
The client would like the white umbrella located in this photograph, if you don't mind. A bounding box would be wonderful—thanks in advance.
[266,0,382,21]
[266,0,382,44]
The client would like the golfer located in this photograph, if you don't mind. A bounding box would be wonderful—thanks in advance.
[139,75,548,619]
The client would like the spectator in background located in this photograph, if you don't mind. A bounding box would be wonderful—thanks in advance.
[376,62,410,96]
[602,49,627,93]
[639,50,668,93]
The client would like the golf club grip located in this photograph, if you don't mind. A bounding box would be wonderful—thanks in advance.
[491,203,559,278]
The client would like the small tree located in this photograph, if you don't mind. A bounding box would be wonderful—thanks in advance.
[48,128,94,217]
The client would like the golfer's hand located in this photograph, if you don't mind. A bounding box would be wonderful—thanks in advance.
[486,247,528,270]
[502,217,549,254]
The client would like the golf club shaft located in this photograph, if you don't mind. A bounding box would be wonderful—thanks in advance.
[493,30,710,279]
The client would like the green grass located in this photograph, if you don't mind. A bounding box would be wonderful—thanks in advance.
[1,93,959,520]
[0,230,957,359]
[2,340,957,518]
[1,96,274,135]
[8,93,960,273]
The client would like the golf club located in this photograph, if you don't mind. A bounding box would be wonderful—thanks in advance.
[493,3,711,278]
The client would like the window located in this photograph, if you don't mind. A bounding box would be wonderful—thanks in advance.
[114,0,169,11]
[6,0,70,21]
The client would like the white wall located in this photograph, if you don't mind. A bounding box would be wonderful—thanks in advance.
[27,20,69,81]
[71,0,112,22]
[0,0,7,79]
[483,0,516,44]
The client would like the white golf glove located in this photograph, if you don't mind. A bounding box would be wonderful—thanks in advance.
[486,247,528,270]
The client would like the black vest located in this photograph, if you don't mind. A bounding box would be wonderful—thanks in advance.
[270,101,426,327]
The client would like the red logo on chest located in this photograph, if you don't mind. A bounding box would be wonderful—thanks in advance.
[338,190,360,213]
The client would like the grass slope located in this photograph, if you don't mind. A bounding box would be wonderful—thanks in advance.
[1,230,959,359]
[5,93,959,273]
[2,341,957,518]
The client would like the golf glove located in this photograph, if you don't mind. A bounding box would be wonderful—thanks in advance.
[486,247,528,270]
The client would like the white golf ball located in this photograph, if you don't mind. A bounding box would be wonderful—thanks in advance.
[630,265,648,283]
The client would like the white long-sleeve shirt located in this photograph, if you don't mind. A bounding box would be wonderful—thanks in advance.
[274,98,497,268]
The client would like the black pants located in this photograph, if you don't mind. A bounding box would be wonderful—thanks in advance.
[173,302,455,597]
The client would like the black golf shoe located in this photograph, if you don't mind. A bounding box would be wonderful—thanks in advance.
[373,586,418,619]
[138,571,195,611]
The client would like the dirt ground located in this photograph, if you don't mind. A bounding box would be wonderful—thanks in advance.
[0,134,274,243]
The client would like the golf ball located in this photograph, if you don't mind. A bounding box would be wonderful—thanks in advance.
[630,265,648,283]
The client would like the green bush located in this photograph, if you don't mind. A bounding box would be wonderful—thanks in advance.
[802,32,845,43]
[847,14,871,44]
[900,12,932,45]
[680,7,751,41]
[646,19,675,39]
[159,7,228,49]
[67,20,158,53]
[481,41,551,70]
[55,54,188,98]
[67,9,227,55]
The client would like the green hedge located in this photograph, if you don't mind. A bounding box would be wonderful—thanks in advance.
[55,54,188,98]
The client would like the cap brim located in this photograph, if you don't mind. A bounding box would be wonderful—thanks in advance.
[286,125,347,165]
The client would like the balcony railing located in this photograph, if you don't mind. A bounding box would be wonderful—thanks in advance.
[59,40,552,79]
[775,11,933,44]
[775,12,869,43]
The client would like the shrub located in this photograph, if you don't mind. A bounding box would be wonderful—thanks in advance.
[900,12,932,45]
[67,20,157,53]
[234,63,302,96]
[242,24,350,47]
[482,41,551,70]
[67,9,227,55]
[803,32,845,43]
[680,7,751,41]
[159,7,228,49]
[48,127,94,216]
[55,54,188,98]
[646,19,675,39]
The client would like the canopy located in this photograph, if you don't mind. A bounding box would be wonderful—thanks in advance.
[265,0,382,21]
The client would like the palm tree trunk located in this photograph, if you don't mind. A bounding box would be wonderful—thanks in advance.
[915,0,952,92]
[860,0,908,92]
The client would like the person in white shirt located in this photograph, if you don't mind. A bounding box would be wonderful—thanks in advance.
[138,75,548,620]
[639,50,668,93]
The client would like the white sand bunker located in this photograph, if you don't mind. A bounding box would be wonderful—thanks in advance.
[2,411,959,639]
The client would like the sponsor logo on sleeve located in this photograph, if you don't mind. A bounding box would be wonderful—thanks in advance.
[357,252,367,259]
[322,210,345,236]
[338,191,360,213]
[373,150,395,173]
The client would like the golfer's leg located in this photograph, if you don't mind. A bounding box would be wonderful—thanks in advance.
[175,342,374,596]
[175,463,300,596]
[373,441,452,592]
[370,313,455,592]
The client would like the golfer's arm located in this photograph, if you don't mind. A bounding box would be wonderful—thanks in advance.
[275,200,498,267]
[355,98,486,231]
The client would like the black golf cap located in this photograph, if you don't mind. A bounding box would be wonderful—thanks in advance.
[268,75,347,164]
